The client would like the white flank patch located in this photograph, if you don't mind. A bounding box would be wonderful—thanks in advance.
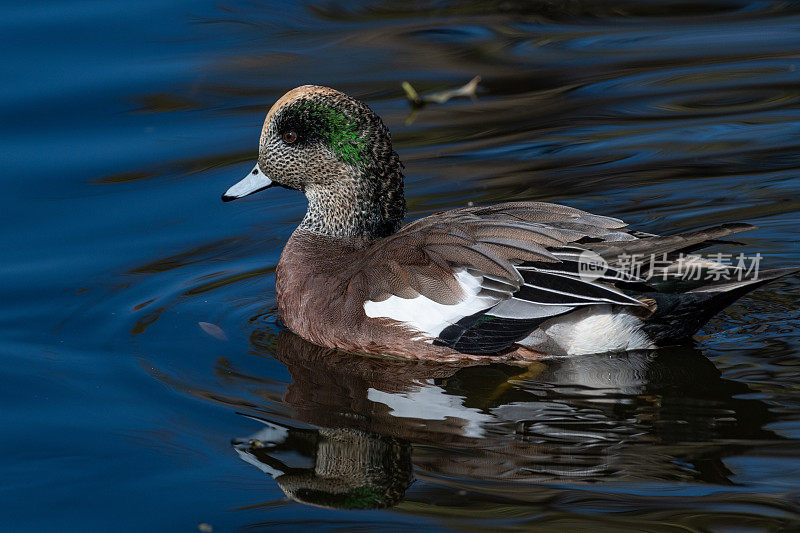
[363,269,498,340]
[519,304,653,355]
[367,381,493,438]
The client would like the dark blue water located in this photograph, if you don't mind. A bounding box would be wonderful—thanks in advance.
[2,1,800,530]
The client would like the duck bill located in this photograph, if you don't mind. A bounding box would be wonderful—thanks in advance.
[221,163,273,202]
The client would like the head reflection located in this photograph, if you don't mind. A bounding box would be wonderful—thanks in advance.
[233,420,412,510]
[233,330,778,507]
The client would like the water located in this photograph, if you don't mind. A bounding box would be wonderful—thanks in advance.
[2,1,800,530]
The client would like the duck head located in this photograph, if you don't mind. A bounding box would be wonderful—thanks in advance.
[223,85,406,239]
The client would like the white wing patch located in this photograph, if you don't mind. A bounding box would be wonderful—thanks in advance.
[363,269,499,340]
[363,268,653,355]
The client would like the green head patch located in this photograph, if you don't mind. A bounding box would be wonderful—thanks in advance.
[293,485,388,510]
[277,98,371,166]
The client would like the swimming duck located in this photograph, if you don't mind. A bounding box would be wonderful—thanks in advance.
[223,85,797,361]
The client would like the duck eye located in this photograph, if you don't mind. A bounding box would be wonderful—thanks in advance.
[283,131,298,144]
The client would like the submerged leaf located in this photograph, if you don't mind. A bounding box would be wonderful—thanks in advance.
[199,321,228,341]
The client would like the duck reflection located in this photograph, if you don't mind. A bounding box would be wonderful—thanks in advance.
[233,330,778,507]
[233,421,411,509]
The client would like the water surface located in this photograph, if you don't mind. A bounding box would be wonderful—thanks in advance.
[2,0,800,530]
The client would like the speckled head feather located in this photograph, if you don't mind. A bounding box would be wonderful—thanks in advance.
[257,85,406,239]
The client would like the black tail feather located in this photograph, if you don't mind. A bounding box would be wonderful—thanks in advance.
[640,267,799,344]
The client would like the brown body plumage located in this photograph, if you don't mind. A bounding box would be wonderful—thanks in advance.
[276,201,641,361]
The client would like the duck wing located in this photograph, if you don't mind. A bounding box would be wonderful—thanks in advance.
[357,202,649,354]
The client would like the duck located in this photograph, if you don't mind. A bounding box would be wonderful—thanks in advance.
[222,85,797,362]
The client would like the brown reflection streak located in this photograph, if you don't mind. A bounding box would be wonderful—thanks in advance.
[133,93,201,114]
[310,1,750,22]
[130,307,165,335]
[128,238,238,274]
[95,149,255,184]
[183,266,275,296]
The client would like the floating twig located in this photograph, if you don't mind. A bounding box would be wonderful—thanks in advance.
[402,76,481,107]
[402,76,481,124]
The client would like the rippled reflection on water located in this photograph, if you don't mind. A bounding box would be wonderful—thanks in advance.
[184,332,796,528]
[2,0,800,530]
